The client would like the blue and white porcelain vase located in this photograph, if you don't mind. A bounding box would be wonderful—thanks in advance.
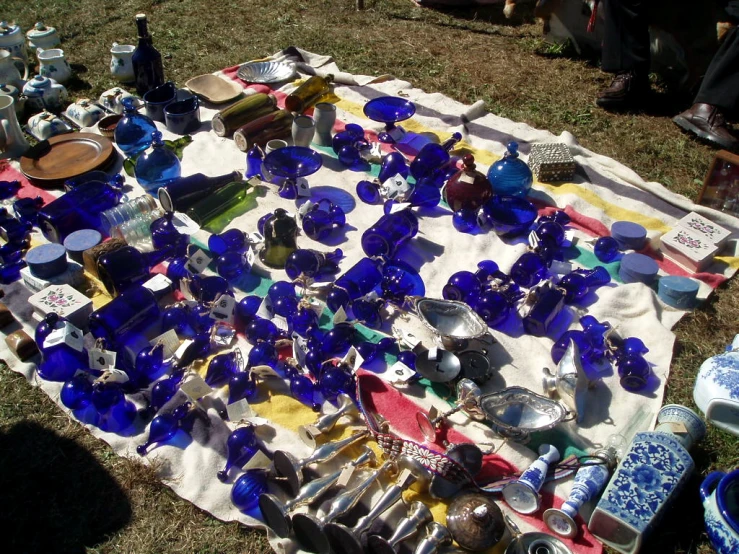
[543,447,616,538]
[701,469,739,554]
[588,404,705,554]
[694,334,739,437]
[502,443,560,514]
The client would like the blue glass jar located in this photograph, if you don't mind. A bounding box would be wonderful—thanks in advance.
[361,209,419,259]
[487,142,533,198]
[114,97,157,158]
[37,178,124,243]
[135,131,182,192]
[326,257,384,312]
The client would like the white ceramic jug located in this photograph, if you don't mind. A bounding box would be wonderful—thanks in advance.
[0,48,29,89]
[37,47,71,84]
[110,42,135,83]
[0,95,30,159]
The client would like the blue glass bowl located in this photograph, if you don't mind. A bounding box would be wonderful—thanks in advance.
[481,195,537,237]
[363,97,416,124]
[263,146,323,179]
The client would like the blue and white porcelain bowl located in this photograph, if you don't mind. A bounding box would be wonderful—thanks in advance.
[694,335,739,437]
[655,404,706,450]
[701,469,739,554]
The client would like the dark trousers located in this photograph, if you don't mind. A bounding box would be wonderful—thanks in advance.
[602,0,739,113]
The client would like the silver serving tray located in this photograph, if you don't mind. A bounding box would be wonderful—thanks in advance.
[479,386,569,439]
[237,61,296,84]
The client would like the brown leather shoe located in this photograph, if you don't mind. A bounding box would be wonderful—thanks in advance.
[673,103,739,151]
[596,71,650,110]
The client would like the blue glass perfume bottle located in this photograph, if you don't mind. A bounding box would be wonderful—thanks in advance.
[326,257,384,312]
[410,132,462,181]
[37,177,124,243]
[135,131,182,192]
[114,96,157,158]
[487,142,533,198]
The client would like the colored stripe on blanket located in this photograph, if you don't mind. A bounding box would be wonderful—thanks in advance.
[0,160,58,205]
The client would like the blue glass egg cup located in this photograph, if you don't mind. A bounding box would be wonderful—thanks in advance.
[262,146,323,199]
[363,96,416,144]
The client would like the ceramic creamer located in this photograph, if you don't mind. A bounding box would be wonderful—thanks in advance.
[37,47,71,84]
[701,469,739,554]
[110,43,135,83]
[694,335,739,436]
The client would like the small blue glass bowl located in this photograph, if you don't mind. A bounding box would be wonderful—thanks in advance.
[263,146,322,179]
[363,96,416,124]
[164,95,201,135]
[144,81,178,122]
[481,195,537,237]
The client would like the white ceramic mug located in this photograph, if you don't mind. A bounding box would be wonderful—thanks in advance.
[265,139,288,155]
[292,115,315,148]
[313,102,336,145]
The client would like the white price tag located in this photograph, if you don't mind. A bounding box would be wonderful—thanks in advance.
[187,248,212,274]
[83,333,97,351]
[382,361,416,384]
[296,177,311,197]
[459,172,476,185]
[99,368,130,384]
[427,346,439,361]
[243,449,272,470]
[172,212,201,234]
[245,246,256,267]
[550,261,574,275]
[247,231,264,245]
[210,294,236,325]
[246,416,270,427]
[332,305,348,325]
[382,175,411,200]
[394,328,422,350]
[180,277,196,301]
[150,329,181,360]
[388,201,412,214]
[250,364,282,379]
[428,406,438,421]
[88,348,117,370]
[180,374,213,401]
[336,465,356,488]
[143,273,173,294]
[226,399,254,422]
[297,200,314,219]
[247,176,263,187]
[44,322,84,352]
[272,315,289,332]
[256,296,273,320]
[292,332,308,365]
[341,346,364,372]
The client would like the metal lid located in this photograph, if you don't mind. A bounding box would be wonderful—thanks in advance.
[446,493,506,551]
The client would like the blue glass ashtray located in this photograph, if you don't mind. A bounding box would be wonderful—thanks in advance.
[363,97,416,143]
[263,146,323,180]
[363,97,416,124]
[481,195,538,238]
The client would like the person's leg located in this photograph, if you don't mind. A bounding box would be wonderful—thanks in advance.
[597,0,652,109]
[673,25,739,151]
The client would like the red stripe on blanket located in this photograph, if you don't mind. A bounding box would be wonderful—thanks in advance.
[357,371,603,554]
[0,160,58,205]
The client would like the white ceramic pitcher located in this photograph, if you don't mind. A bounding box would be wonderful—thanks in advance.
[0,48,29,89]
[0,95,30,160]
[110,42,135,83]
[37,47,71,84]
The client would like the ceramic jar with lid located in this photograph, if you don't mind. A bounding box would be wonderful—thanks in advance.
[26,22,60,53]
[22,74,67,112]
[0,82,25,115]
[0,21,27,63]
[27,111,72,141]
[64,99,104,127]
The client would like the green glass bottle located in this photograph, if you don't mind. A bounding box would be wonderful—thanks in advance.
[284,74,333,114]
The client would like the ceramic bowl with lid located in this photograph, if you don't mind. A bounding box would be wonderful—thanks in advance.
[26,22,60,53]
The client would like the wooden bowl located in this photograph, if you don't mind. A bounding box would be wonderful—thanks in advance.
[98,114,123,140]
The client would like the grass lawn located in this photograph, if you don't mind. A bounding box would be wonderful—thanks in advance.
[1,1,738,553]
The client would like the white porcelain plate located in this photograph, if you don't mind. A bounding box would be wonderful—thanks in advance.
[237,61,296,84]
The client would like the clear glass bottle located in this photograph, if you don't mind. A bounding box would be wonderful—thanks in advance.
[100,194,159,235]
[131,13,165,96]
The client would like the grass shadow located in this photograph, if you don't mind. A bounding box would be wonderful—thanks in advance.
[1,421,132,553]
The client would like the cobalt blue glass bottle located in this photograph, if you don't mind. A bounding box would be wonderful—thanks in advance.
[511,251,548,288]
[218,426,260,482]
[361,209,419,259]
[410,132,462,181]
[97,243,178,297]
[327,257,384,312]
[132,14,165,96]
[284,248,342,281]
[135,131,182,192]
[114,96,157,158]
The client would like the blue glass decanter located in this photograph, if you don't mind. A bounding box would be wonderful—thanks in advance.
[135,131,182,192]
[114,96,157,158]
[487,142,533,198]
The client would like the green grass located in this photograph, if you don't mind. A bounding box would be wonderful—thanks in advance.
[2,1,739,553]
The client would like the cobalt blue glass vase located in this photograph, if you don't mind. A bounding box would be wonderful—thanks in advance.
[135,131,182,192]
[487,142,533,198]
[114,96,157,158]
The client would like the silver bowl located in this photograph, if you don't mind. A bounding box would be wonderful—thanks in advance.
[237,61,297,83]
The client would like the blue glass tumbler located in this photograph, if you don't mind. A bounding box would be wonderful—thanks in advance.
[361,209,419,259]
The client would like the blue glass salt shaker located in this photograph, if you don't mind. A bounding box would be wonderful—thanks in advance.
[246,145,264,179]
[114,97,157,158]
[361,209,419,259]
[487,142,533,198]
[135,131,182,192]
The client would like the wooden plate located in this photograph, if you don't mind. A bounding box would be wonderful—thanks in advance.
[185,74,243,104]
[20,133,116,186]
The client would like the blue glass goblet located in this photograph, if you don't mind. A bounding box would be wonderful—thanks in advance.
[263,146,323,199]
[363,96,416,143]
